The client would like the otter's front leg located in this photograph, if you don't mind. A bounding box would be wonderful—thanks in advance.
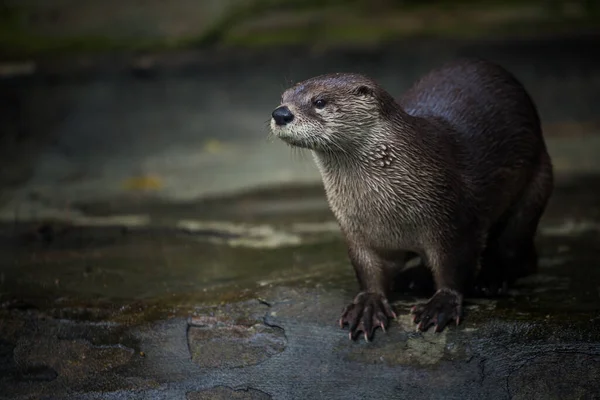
[340,244,398,342]
[410,241,481,332]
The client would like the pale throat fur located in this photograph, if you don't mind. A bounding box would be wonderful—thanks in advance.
[310,125,444,253]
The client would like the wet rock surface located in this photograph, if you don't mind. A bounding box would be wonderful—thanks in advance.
[187,386,272,400]
[1,177,599,399]
[1,37,600,399]
[187,302,286,369]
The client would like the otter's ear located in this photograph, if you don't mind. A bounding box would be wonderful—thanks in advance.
[353,85,374,97]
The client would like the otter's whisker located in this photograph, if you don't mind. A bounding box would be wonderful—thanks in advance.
[289,145,309,162]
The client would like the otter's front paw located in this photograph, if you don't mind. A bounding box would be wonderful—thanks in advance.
[339,292,397,342]
[410,289,463,332]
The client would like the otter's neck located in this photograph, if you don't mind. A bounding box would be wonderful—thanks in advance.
[313,118,418,178]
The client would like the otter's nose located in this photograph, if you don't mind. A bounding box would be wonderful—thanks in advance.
[272,106,294,126]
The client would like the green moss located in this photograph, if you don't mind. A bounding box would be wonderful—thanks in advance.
[219,0,600,48]
[0,0,598,59]
[0,4,197,58]
[0,32,186,59]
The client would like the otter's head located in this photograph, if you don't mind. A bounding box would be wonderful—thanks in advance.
[270,73,396,152]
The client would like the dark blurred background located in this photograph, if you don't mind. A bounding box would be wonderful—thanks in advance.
[1,0,599,194]
[0,0,599,289]
[1,0,599,57]
[0,0,599,284]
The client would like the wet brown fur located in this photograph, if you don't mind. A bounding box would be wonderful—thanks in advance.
[270,58,554,338]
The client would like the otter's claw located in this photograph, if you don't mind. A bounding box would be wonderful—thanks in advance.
[411,289,463,332]
[340,292,396,342]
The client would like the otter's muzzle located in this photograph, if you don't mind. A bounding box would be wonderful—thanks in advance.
[272,106,294,126]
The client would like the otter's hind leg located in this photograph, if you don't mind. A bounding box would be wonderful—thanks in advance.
[476,154,554,295]
[392,251,435,295]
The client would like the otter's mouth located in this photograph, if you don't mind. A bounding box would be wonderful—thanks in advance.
[276,132,316,149]
[270,121,318,150]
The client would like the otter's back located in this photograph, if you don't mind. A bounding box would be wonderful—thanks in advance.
[398,59,547,219]
[399,59,544,169]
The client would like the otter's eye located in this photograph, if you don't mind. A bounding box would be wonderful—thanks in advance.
[314,99,327,109]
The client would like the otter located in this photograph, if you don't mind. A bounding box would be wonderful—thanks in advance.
[269,59,554,342]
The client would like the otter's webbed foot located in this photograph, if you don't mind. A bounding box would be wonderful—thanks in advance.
[339,292,397,342]
[411,288,462,332]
